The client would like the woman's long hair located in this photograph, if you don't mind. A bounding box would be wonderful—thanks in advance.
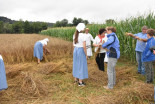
[74,30,79,44]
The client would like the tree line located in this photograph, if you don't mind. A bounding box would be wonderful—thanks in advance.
[0,20,48,34]
[0,16,90,34]
[54,17,89,27]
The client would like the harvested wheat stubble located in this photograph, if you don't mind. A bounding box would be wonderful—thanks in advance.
[89,82,153,104]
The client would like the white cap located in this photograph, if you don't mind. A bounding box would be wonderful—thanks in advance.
[76,23,85,32]
[44,38,49,42]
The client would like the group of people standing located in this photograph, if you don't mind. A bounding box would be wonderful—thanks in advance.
[126,26,155,83]
[73,23,120,89]
[73,23,155,89]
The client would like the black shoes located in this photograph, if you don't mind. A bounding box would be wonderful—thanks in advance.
[78,82,85,86]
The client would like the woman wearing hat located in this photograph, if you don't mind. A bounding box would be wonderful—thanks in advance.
[84,28,94,59]
[0,54,8,91]
[73,23,88,86]
[33,38,50,64]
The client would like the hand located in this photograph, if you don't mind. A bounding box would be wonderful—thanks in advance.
[47,51,51,54]
[99,45,102,48]
[96,44,99,47]
[135,36,140,40]
[126,33,131,36]
[153,50,155,55]
[86,56,88,59]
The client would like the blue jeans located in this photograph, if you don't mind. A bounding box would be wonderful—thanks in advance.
[136,51,145,75]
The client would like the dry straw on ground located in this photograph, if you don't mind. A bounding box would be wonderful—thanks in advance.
[0,34,154,104]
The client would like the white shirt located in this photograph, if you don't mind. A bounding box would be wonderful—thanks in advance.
[73,33,86,47]
[84,33,94,46]
[39,40,47,46]
[0,55,3,60]
[93,34,108,53]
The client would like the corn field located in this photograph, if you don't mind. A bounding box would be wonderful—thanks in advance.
[40,13,155,62]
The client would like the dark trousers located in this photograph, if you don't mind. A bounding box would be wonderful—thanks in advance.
[144,61,154,83]
[96,53,105,71]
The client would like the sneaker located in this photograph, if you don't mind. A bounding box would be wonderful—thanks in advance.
[103,86,112,90]
[137,72,141,74]
[78,82,85,86]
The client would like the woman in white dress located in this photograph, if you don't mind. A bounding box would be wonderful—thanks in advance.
[93,28,108,71]
[73,23,88,86]
[84,28,94,59]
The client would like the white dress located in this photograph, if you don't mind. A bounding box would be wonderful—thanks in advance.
[93,34,108,62]
[85,33,94,56]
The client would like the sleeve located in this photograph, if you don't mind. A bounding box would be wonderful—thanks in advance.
[73,34,75,41]
[93,36,97,45]
[134,33,138,37]
[145,40,155,57]
[145,35,148,39]
[102,36,115,48]
[44,41,47,46]
[90,34,94,42]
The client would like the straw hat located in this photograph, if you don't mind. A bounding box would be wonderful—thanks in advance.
[85,28,89,31]
[76,23,85,32]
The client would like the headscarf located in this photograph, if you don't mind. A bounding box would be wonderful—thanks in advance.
[44,38,49,42]
[76,23,85,32]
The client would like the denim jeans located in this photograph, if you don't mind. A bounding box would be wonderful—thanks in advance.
[136,51,145,75]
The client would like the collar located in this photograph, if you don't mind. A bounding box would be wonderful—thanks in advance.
[107,32,116,38]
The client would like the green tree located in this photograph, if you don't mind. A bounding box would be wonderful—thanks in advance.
[61,19,68,27]
[54,21,61,27]
[3,23,13,33]
[12,21,23,33]
[0,21,4,33]
[72,17,78,26]
[84,20,89,25]
[32,22,42,33]
[72,17,89,26]
[41,23,48,30]
[24,20,31,33]
[106,19,115,24]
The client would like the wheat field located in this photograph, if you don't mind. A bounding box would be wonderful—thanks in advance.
[0,34,154,104]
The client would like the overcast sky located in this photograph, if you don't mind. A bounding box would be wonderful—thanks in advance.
[0,0,155,23]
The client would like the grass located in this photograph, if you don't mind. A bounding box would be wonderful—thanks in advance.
[0,34,154,104]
